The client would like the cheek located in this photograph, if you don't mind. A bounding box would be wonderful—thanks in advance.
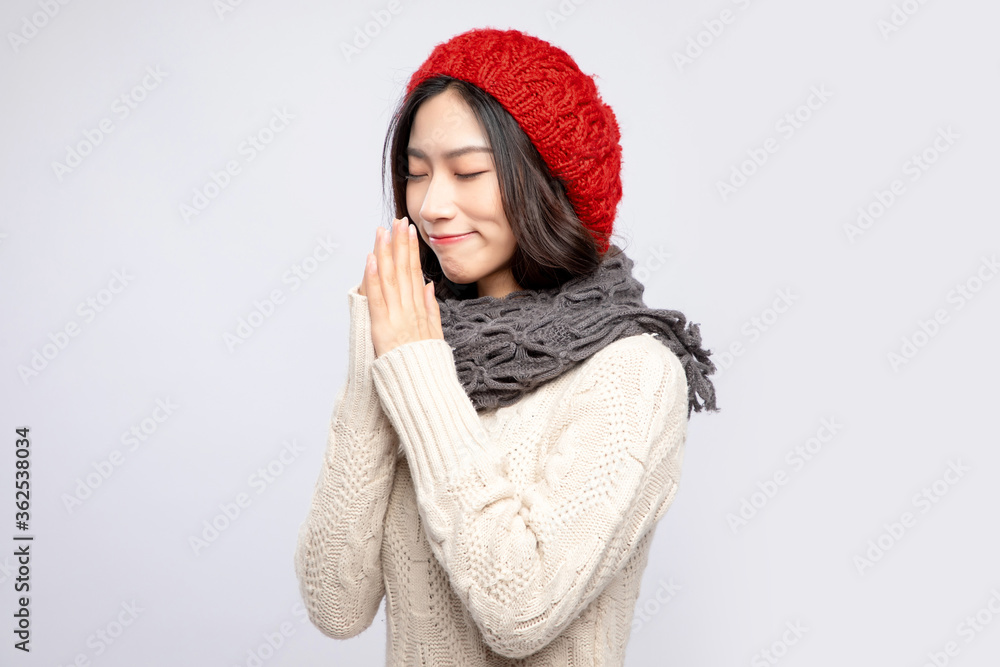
[405,183,422,218]
[469,179,503,216]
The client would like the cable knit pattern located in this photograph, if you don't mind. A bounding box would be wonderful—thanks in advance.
[295,283,689,665]
[294,284,398,639]
[437,244,717,417]
[406,27,623,255]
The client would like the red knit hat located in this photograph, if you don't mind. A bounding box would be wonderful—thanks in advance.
[405,28,623,256]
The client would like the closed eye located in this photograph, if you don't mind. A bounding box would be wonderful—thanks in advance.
[404,172,487,180]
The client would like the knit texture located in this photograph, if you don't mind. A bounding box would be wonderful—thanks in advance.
[294,283,689,665]
[438,244,717,417]
[406,27,623,255]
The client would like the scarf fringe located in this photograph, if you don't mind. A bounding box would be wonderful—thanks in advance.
[438,245,720,417]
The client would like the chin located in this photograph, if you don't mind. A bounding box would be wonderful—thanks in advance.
[441,271,479,287]
[437,260,480,286]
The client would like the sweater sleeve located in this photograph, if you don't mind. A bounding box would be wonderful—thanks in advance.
[294,282,399,640]
[370,333,688,659]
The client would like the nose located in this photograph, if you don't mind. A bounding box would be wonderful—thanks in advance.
[418,172,457,223]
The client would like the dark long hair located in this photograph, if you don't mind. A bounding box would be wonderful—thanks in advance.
[381,75,622,301]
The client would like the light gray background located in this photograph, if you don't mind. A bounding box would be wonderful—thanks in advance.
[2,0,999,665]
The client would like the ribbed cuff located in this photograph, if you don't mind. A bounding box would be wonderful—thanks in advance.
[339,283,383,435]
[371,338,498,488]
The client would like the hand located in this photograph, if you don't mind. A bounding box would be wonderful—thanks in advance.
[358,218,379,297]
[358,222,381,297]
[364,217,445,358]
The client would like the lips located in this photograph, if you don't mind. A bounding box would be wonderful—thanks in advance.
[430,232,473,239]
[428,231,476,245]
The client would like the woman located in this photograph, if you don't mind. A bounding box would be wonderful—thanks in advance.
[294,27,719,666]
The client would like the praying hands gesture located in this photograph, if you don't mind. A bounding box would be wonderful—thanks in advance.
[360,217,445,358]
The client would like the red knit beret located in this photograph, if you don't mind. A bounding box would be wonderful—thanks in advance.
[405,28,623,256]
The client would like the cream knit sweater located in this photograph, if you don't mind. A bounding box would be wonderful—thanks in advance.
[294,283,689,666]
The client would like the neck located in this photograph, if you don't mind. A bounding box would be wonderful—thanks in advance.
[477,274,523,299]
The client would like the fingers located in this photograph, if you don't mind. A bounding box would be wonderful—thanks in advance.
[392,218,413,311]
[425,282,444,340]
[376,223,401,312]
[365,251,385,332]
[360,229,380,297]
[369,216,444,355]
[407,220,430,337]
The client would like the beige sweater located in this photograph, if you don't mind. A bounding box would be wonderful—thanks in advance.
[294,283,689,666]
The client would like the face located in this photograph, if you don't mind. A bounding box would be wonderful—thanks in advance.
[405,87,522,299]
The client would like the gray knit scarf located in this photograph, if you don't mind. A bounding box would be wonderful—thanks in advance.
[437,244,718,417]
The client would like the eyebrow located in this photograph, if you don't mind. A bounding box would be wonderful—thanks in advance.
[406,145,493,160]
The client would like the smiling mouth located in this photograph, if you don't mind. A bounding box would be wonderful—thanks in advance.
[429,231,476,244]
